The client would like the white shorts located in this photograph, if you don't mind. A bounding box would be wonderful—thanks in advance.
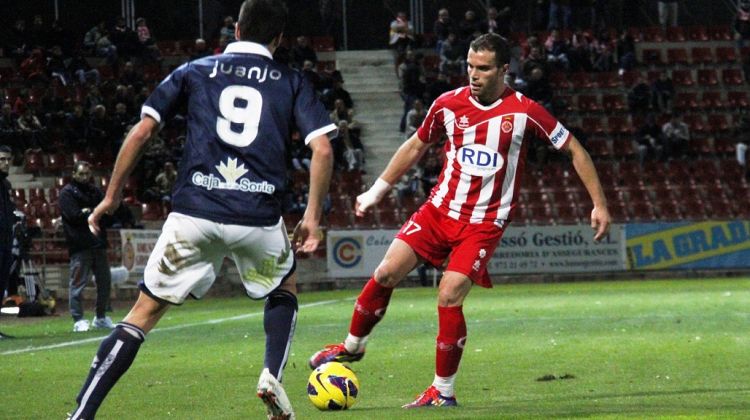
[142,212,295,304]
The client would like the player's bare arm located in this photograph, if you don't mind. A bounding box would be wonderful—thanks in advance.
[355,134,431,216]
[564,135,611,241]
[294,134,333,253]
[88,116,159,234]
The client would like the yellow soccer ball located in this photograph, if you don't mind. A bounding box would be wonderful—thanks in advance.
[307,362,360,410]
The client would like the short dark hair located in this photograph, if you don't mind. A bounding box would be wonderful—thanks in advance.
[74,160,92,173]
[0,145,11,154]
[237,0,288,44]
[469,33,511,67]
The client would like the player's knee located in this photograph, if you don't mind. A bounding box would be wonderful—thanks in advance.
[372,264,401,287]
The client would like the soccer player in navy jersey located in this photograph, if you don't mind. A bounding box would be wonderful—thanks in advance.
[309,33,610,408]
[68,1,334,419]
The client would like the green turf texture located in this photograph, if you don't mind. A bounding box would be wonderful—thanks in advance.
[1,278,748,419]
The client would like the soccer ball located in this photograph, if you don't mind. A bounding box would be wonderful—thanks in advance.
[307,362,360,410]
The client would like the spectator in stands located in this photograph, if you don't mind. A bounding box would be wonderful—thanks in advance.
[736,115,750,180]
[110,16,139,61]
[291,36,318,70]
[389,11,415,64]
[635,114,664,165]
[523,67,554,111]
[520,46,548,90]
[6,19,29,60]
[0,144,17,340]
[651,71,674,113]
[153,161,177,204]
[17,107,45,151]
[616,29,636,74]
[482,6,512,38]
[734,1,750,49]
[84,86,105,114]
[439,33,465,77]
[95,29,118,66]
[398,50,425,133]
[425,72,453,106]
[337,120,365,172]
[0,105,20,150]
[46,45,69,86]
[301,60,324,93]
[433,8,454,51]
[321,77,353,110]
[190,38,211,60]
[27,14,48,50]
[19,48,47,84]
[405,98,426,138]
[84,21,107,53]
[119,61,144,91]
[661,113,690,159]
[50,20,74,55]
[544,29,570,70]
[657,0,679,29]
[548,0,572,30]
[60,161,114,332]
[220,16,237,43]
[135,17,162,63]
[69,51,101,86]
[591,28,615,72]
[215,34,231,55]
[569,29,595,72]
[290,138,312,172]
[87,104,115,154]
[65,105,88,151]
[458,10,482,43]
[627,77,652,116]
[112,102,136,140]
[329,98,356,129]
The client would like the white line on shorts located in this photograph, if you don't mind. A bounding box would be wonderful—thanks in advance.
[1,298,348,356]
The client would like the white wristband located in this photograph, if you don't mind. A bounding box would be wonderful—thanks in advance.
[356,178,392,213]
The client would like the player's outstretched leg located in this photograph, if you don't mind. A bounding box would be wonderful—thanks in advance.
[403,305,465,408]
[67,322,146,419]
[309,277,393,368]
[258,289,297,419]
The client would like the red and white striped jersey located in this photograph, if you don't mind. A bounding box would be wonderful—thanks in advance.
[416,86,571,226]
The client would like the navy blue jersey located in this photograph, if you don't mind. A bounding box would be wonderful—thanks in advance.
[142,42,335,226]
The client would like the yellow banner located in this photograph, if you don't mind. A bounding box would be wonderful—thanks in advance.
[626,221,750,270]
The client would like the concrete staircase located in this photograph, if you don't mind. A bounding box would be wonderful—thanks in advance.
[335,50,405,178]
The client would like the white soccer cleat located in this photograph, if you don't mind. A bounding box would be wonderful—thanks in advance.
[73,319,90,332]
[257,368,295,420]
[91,316,115,329]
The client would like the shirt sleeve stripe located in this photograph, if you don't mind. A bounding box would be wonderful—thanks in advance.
[141,106,161,124]
[304,123,337,145]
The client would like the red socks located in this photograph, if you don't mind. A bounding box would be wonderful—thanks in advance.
[436,305,466,377]
[349,277,393,337]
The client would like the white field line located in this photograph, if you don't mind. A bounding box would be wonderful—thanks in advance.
[2,298,348,356]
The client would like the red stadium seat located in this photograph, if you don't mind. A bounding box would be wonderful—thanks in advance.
[656,201,681,220]
[700,91,723,109]
[690,47,714,64]
[683,114,707,133]
[641,26,664,42]
[601,95,626,113]
[46,152,68,174]
[696,69,719,86]
[28,187,47,205]
[326,209,352,229]
[666,26,685,42]
[577,95,601,113]
[674,92,699,112]
[641,48,664,66]
[722,69,744,86]
[311,36,335,52]
[352,211,377,230]
[608,202,630,222]
[631,202,657,222]
[377,209,403,229]
[569,72,596,90]
[283,212,303,232]
[706,114,730,133]
[581,117,605,135]
[666,48,689,65]
[585,138,611,160]
[597,72,621,89]
[548,71,570,90]
[140,201,164,221]
[715,47,738,63]
[555,204,580,224]
[607,116,632,137]
[620,70,643,88]
[23,150,45,174]
[611,138,636,159]
[708,25,733,41]
[727,91,749,108]
[686,25,709,42]
[671,70,694,87]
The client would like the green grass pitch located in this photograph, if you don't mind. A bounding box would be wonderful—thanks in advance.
[1,278,748,419]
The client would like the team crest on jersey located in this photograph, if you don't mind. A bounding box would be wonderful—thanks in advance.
[457,115,470,129]
[457,143,505,177]
[501,120,513,133]
[191,157,275,194]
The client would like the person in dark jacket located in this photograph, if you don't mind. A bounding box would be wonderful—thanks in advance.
[0,145,17,339]
[59,161,113,332]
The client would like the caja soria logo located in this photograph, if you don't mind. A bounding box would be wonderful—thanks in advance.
[332,236,363,268]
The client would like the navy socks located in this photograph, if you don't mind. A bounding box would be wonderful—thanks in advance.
[263,290,298,381]
[70,322,145,420]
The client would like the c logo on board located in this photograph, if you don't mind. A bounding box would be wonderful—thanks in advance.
[332,237,363,268]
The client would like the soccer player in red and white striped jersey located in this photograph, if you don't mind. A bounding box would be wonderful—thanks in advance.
[310,33,611,408]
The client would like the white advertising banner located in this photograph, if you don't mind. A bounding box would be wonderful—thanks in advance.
[120,229,161,274]
[326,225,627,278]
